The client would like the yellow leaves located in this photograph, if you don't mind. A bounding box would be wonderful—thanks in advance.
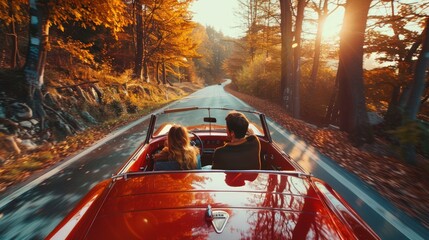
[55,38,96,66]
[71,9,82,20]
[0,0,28,25]
[47,0,130,37]
[137,0,199,64]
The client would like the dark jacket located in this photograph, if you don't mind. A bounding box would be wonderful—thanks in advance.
[212,135,261,170]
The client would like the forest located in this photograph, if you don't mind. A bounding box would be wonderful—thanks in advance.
[0,1,428,187]
[227,0,429,165]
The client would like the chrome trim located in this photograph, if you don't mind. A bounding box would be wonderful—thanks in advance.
[111,170,312,180]
[205,205,229,234]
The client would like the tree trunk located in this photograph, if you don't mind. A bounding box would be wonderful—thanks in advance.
[384,33,420,124]
[384,84,402,129]
[325,74,340,125]
[397,37,423,111]
[162,61,167,84]
[8,0,20,68]
[37,18,50,86]
[280,0,293,113]
[402,18,429,164]
[310,0,328,88]
[246,0,259,61]
[10,23,19,68]
[336,0,373,145]
[133,1,143,80]
[143,60,149,82]
[24,0,47,130]
[292,0,306,119]
[384,1,418,128]
[156,62,161,84]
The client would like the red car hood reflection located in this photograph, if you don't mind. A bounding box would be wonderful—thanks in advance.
[81,171,356,239]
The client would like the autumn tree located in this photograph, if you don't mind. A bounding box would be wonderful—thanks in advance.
[361,1,429,163]
[189,26,233,84]
[259,0,280,58]
[365,1,429,129]
[238,0,262,60]
[0,0,27,68]
[291,0,307,118]
[401,18,429,164]
[404,19,429,119]
[133,0,156,81]
[20,0,129,130]
[132,0,198,83]
[224,0,280,97]
[28,0,129,85]
[223,38,248,82]
[206,27,233,83]
[24,0,45,129]
[192,24,212,82]
[237,0,281,61]
[280,0,293,113]
[151,0,198,84]
[329,0,373,144]
[308,0,342,87]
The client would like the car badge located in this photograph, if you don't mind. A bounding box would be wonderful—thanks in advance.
[205,205,229,234]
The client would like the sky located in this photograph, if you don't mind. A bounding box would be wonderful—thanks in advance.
[190,0,243,38]
[189,0,424,69]
[189,0,370,70]
[190,0,344,39]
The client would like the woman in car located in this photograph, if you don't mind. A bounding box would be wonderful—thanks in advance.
[153,125,201,170]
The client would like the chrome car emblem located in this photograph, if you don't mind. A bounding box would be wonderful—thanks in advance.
[205,205,229,234]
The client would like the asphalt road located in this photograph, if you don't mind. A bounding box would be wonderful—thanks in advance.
[0,81,428,239]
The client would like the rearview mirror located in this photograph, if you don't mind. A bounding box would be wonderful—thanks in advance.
[204,117,217,123]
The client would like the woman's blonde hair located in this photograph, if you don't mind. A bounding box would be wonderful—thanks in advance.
[166,125,199,169]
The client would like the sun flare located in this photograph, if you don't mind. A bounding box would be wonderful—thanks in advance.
[322,9,344,40]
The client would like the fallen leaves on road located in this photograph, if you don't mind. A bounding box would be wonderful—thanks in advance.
[226,86,429,230]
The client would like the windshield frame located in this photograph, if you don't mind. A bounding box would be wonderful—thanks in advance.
[144,107,272,144]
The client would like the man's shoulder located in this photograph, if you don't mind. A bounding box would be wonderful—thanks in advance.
[246,135,259,142]
[245,135,260,148]
[214,144,229,154]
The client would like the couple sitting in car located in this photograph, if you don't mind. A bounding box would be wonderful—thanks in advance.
[153,111,261,171]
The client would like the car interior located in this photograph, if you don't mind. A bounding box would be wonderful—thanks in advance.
[124,132,299,173]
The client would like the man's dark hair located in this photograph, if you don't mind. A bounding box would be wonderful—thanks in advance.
[225,111,249,138]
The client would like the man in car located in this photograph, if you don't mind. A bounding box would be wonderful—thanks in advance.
[212,111,261,170]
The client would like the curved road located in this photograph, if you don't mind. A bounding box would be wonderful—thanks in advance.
[0,81,428,239]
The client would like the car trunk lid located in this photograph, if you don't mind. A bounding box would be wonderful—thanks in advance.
[84,171,355,239]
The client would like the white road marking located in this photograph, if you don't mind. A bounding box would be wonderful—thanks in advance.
[1,84,424,239]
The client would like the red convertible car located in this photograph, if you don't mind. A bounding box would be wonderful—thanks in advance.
[47,107,379,239]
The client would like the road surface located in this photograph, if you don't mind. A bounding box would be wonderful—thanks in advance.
[0,81,428,239]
